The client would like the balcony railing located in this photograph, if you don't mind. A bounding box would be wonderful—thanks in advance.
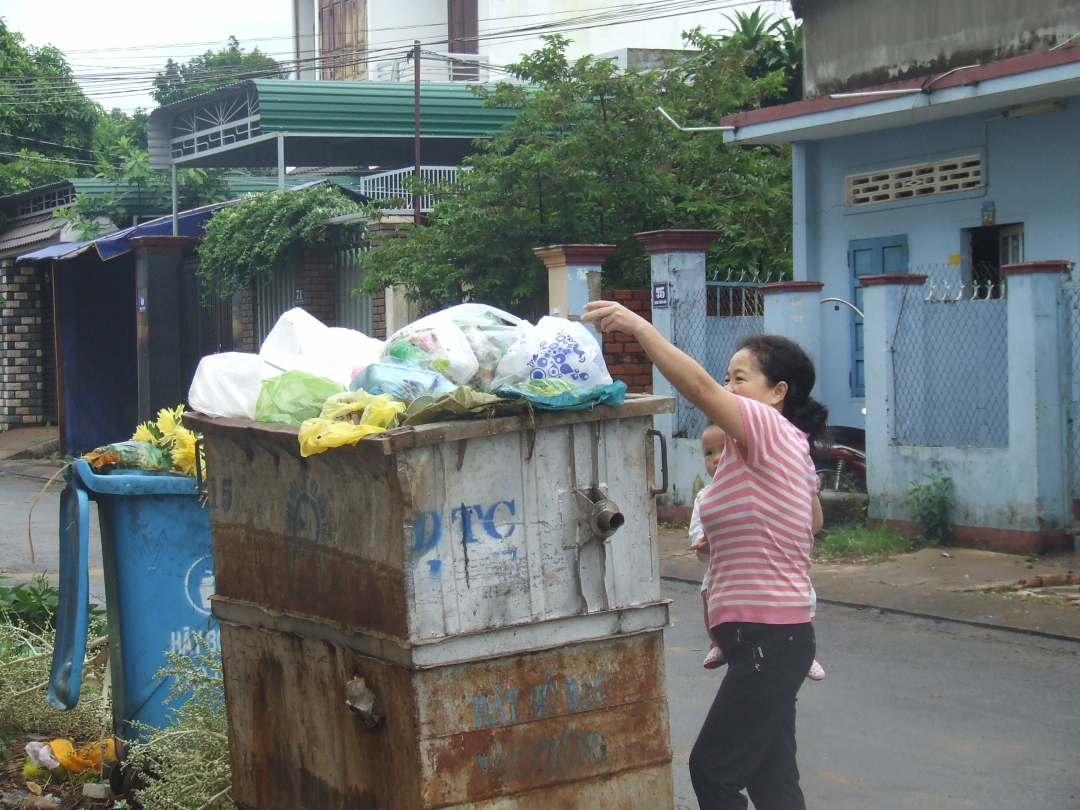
[359,166,460,213]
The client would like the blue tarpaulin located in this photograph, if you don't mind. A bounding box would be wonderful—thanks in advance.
[17,201,232,264]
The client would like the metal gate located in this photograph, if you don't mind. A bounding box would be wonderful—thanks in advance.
[178,251,241,390]
[335,247,373,335]
[1060,268,1080,532]
[254,264,296,348]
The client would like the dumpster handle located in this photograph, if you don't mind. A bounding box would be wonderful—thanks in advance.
[194,438,208,500]
[647,429,668,496]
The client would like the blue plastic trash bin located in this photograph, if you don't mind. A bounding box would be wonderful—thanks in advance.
[49,458,217,739]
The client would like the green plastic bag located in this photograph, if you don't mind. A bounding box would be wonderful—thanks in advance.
[255,371,346,425]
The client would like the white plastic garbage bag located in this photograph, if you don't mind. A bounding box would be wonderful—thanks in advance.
[443,303,527,391]
[382,311,479,386]
[492,316,612,389]
[259,307,383,386]
[188,352,274,420]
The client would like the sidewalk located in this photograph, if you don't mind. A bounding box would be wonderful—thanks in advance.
[658,526,1080,642]
[0,426,65,481]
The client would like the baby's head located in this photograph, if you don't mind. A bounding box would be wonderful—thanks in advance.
[701,423,725,480]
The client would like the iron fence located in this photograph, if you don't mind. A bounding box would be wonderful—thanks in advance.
[891,265,1008,447]
[670,269,775,438]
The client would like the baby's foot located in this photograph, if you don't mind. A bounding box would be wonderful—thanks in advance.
[703,644,726,669]
[807,660,825,681]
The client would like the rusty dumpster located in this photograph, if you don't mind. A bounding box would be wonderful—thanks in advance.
[185,394,676,810]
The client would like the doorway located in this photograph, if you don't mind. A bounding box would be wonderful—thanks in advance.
[967,223,1023,298]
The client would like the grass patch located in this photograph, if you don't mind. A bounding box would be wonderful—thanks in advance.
[813,524,914,562]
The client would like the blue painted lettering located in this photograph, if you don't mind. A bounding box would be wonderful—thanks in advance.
[483,500,517,540]
[411,511,442,554]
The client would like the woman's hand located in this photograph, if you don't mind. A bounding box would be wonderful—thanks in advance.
[582,300,649,336]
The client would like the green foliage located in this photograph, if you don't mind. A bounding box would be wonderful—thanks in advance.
[813,524,914,561]
[360,32,794,315]
[0,615,108,745]
[198,185,365,297]
[93,107,150,152]
[126,640,235,810]
[0,574,59,633]
[57,138,231,237]
[0,19,101,197]
[153,36,285,107]
[906,475,954,548]
[724,8,803,103]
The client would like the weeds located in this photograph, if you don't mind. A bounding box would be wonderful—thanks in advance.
[906,475,954,548]
[813,524,913,561]
[125,638,235,810]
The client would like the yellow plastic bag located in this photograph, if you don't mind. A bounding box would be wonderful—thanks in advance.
[320,390,376,421]
[298,419,386,457]
[357,394,405,428]
[320,390,404,429]
[49,738,117,775]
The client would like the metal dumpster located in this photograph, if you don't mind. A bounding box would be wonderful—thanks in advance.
[186,394,675,810]
[49,459,218,739]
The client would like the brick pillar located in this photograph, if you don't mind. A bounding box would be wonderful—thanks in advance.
[533,243,616,343]
[761,280,824,397]
[635,230,719,509]
[292,245,338,327]
[600,290,653,394]
[0,259,49,430]
[129,236,200,421]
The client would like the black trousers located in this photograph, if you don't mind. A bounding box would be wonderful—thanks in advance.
[689,622,816,810]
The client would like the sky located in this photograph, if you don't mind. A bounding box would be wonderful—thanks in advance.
[2,0,790,113]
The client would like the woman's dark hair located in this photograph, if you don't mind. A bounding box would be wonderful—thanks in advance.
[737,334,829,442]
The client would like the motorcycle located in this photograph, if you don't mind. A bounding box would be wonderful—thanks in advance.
[811,425,866,493]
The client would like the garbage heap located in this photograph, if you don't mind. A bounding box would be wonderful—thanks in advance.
[189,304,627,457]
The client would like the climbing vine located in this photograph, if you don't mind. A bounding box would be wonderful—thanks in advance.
[197,185,365,297]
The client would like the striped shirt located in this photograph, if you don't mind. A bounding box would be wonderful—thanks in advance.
[698,396,817,627]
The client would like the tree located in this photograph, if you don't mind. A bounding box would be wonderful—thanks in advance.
[152,36,285,107]
[359,33,793,315]
[60,139,231,238]
[724,9,803,103]
[0,19,100,197]
[93,108,150,153]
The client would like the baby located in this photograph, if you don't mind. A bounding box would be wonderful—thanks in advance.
[689,423,826,680]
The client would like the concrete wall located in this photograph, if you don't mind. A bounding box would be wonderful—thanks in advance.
[801,0,1080,96]
[794,94,1080,429]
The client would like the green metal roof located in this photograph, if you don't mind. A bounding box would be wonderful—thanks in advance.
[148,79,518,170]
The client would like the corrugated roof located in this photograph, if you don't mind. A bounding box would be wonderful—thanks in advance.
[148,79,519,170]
[251,79,516,137]
[0,212,66,259]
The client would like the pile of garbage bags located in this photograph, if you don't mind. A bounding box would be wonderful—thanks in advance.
[188,304,626,456]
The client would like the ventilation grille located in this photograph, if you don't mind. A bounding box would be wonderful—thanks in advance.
[846,155,983,207]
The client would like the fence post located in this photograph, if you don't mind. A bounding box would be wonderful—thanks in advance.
[534,244,616,342]
[760,281,824,396]
[859,273,926,520]
[1004,261,1071,541]
[636,229,718,511]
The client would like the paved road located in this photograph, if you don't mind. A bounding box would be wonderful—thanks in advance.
[3,470,1079,808]
[0,469,105,605]
[664,578,1080,810]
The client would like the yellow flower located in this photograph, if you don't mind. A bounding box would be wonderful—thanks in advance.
[156,405,186,446]
[170,427,201,477]
[132,422,157,444]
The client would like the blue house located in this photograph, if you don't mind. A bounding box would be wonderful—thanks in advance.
[720,1,1080,553]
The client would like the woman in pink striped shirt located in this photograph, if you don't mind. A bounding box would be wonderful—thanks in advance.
[584,302,825,810]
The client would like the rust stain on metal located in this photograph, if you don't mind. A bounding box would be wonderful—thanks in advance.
[415,633,671,807]
[213,523,409,639]
[415,634,665,737]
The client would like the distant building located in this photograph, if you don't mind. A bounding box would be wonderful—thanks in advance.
[718,0,1080,552]
[293,0,736,82]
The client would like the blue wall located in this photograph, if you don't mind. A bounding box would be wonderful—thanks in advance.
[795,96,1080,428]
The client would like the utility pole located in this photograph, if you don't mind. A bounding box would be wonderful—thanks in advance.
[413,40,422,226]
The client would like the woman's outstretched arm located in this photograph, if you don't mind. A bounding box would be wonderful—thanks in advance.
[582,300,747,446]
